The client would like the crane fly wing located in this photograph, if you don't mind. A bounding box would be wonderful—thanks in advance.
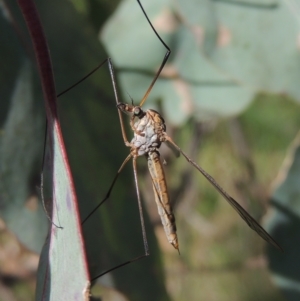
[164,135,283,252]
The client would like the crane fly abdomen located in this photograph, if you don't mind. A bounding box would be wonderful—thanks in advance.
[147,151,178,250]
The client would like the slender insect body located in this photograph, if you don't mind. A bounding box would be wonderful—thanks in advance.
[119,103,179,250]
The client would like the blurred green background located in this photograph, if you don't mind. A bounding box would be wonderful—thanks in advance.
[1,0,300,300]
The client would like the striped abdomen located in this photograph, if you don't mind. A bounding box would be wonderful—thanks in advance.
[147,151,178,250]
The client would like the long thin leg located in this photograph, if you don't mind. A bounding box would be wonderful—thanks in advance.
[133,156,149,255]
[107,58,131,146]
[90,156,150,282]
[81,153,132,224]
[57,59,108,97]
[164,135,283,252]
[136,0,171,107]
[90,252,149,282]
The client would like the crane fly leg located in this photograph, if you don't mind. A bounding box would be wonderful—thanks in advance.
[82,154,132,224]
[136,0,171,107]
[107,58,131,147]
[133,156,150,256]
[82,151,150,282]
[89,156,151,282]
[87,151,159,283]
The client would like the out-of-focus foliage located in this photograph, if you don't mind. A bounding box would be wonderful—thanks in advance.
[0,60,46,253]
[101,0,300,125]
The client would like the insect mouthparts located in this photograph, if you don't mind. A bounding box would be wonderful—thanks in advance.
[116,103,127,112]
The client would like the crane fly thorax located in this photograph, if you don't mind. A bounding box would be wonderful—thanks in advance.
[130,109,166,156]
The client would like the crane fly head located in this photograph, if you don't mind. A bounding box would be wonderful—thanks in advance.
[117,103,145,119]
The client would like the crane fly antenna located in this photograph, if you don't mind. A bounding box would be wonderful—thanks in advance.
[125,91,135,106]
[136,0,171,107]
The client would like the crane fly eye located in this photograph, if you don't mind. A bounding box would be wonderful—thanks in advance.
[134,107,141,116]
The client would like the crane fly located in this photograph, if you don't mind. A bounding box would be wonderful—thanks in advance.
[107,54,283,252]
[80,0,282,281]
